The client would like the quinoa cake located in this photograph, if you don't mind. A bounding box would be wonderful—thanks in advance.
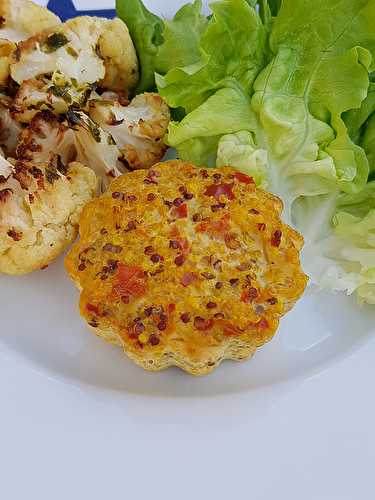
[65,160,308,375]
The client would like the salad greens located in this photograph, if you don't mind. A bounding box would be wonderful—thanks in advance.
[117,0,375,304]
[116,0,207,92]
[116,0,164,92]
[154,1,208,75]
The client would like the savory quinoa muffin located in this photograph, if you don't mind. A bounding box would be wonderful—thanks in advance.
[65,160,308,375]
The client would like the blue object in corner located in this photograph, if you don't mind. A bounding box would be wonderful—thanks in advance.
[47,0,116,21]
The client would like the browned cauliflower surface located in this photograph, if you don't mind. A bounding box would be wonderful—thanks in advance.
[0,0,61,85]
[0,1,170,275]
[10,16,138,90]
[0,156,97,275]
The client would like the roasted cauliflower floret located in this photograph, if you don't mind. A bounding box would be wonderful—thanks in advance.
[0,95,22,156]
[15,108,124,191]
[0,39,15,85]
[0,155,97,275]
[97,18,139,91]
[0,0,60,42]
[12,92,170,190]
[10,16,138,91]
[12,74,94,123]
[16,110,77,165]
[12,78,69,123]
[66,109,125,191]
[88,93,170,170]
[0,0,60,85]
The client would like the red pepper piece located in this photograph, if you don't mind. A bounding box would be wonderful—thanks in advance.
[171,203,188,219]
[86,303,100,315]
[181,272,198,287]
[204,183,235,201]
[222,322,243,337]
[234,172,254,184]
[194,317,214,331]
[241,287,258,304]
[113,264,147,300]
[196,214,231,238]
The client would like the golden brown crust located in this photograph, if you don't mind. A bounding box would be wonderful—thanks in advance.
[98,18,139,91]
[0,160,97,275]
[0,0,61,38]
[65,160,308,375]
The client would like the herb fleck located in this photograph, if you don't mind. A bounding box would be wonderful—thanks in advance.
[45,166,60,184]
[44,33,69,53]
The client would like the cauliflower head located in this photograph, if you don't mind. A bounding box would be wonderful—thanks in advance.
[97,18,139,91]
[0,0,60,85]
[66,109,126,191]
[12,92,171,191]
[0,155,97,275]
[10,16,138,91]
[0,0,60,42]
[15,108,124,191]
[88,93,170,170]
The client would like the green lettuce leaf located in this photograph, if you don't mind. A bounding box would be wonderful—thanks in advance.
[177,136,221,166]
[363,113,375,174]
[154,1,208,75]
[167,86,257,150]
[157,0,268,112]
[116,0,207,93]
[301,184,375,303]
[119,0,375,304]
[216,131,268,186]
[344,81,375,143]
[344,79,375,174]
[116,0,164,92]
[251,0,374,212]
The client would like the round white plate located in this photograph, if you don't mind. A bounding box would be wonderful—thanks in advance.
[1,1,375,499]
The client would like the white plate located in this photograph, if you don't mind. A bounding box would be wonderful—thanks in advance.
[1,1,375,499]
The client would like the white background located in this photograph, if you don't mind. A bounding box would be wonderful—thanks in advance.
[2,341,375,500]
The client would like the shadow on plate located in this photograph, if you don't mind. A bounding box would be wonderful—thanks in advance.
[1,256,374,398]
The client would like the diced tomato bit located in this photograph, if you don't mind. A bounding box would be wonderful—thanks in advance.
[234,172,254,184]
[175,240,190,256]
[241,287,258,303]
[195,220,208,233]
[196,214,231,238]
[181,272,198,287]
[168,303,176,313]
[113,264,147,300]
[169,226,180,238]
[222,322,242,337]
[171,203,188,218]
[257,318,269,329]
[194,317,214,331]
[180,238,191,256]
[86,303,100,315]
[169,228,191,256]
[204,183,235,201]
